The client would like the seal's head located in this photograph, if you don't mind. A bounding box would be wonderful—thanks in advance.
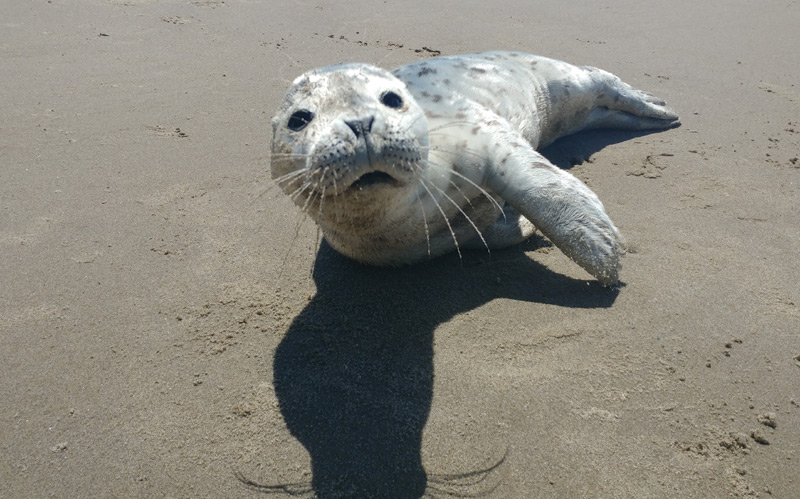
[271,64,430,217]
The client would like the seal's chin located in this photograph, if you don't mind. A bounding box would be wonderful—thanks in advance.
[349,170,400,190]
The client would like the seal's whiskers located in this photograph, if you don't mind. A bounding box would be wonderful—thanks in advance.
[316,182,327,219]
[425,120,481,135]
[415,190,432,257]
[287,179,313,205]
[298,182,319,215]
[272,167,308,188]
[276,205,312,282]
[415,176,463,261]
[414,165,490,253]
[252,166,307,207]
[330,173,342,223]
[422,152,505,218]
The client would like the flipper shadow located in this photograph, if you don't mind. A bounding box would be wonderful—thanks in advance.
[540,127,678,169]
[261,238,619,497]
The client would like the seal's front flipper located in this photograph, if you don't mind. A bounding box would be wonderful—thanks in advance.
[485,144,623,285]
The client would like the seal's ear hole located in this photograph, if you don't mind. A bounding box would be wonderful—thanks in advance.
[287,110,314,131]
[380,91,404,109]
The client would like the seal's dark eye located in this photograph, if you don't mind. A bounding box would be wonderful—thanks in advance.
[287,110,314,131]
[381,91,403,109]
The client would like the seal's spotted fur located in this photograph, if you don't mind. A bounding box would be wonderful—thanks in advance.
[271,51,678,284]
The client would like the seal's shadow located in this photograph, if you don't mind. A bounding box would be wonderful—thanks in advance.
[270,242,617,496]
[259,129,661,497]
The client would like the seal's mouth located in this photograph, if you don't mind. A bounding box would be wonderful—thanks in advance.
[349,171,399,190]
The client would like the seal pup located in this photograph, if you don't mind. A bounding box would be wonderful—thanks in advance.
[270,51,679,285]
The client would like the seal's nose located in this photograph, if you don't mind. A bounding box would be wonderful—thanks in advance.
[345,116,375,138]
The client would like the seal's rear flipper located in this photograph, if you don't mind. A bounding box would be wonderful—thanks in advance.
[584,107,680,131]
[581,66,680,131]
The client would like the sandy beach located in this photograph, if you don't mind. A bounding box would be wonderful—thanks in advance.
[2,0,798,497]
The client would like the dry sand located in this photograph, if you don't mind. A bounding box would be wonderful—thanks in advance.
[2,0,799,497]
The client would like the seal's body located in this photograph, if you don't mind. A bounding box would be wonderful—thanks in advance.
[270,52,678,285]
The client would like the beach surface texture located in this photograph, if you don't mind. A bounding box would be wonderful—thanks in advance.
[1,1,798,497]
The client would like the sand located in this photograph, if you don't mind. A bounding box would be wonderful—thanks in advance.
[1,0,798,497]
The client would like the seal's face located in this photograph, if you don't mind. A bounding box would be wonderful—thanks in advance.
[270,64,429,213]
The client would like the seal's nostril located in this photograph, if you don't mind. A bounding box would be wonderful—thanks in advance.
[345,120,361,138]
[346,116,375,138]
[362,116,374,133]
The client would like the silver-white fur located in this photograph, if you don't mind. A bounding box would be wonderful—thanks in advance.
[270,51,678,285]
